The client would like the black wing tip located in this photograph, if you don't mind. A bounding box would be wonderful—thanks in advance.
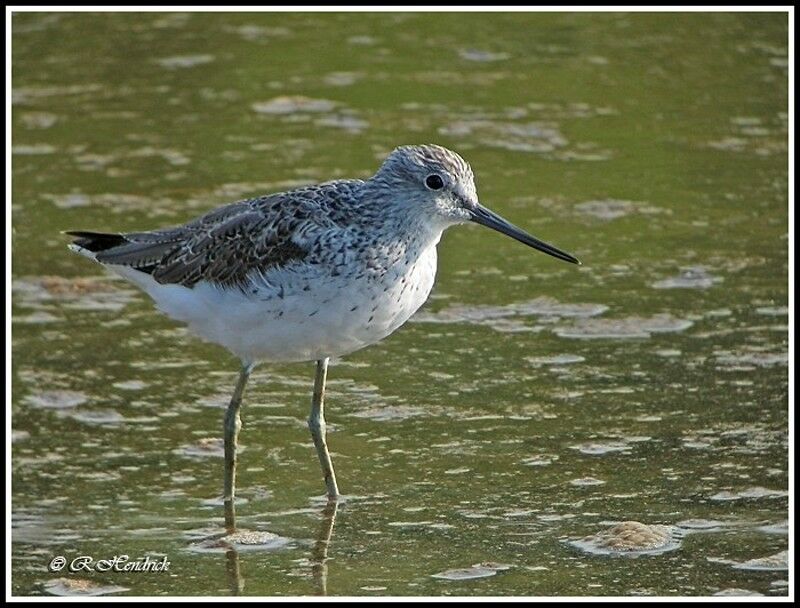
[64,230,90,238]
[64,230,128,253]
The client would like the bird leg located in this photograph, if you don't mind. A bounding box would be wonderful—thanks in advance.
[223,363,253,531]
[308,358,340,499]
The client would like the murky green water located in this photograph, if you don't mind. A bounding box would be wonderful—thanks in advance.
[11,11,789,597]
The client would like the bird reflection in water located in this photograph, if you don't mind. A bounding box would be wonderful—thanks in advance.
[310,500,338,595]
[225,547,245,596]
[222,501,339,596]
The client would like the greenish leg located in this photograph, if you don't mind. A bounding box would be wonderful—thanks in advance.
[308,358,340,499]
[223,363,253,531]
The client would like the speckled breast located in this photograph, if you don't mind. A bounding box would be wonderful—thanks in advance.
[172,243,439,364]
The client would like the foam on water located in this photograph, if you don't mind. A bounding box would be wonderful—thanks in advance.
[568,521,682,557]
[187,529,293,554]
[42,578,129,597]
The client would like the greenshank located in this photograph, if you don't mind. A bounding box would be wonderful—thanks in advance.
[68,144,579,528]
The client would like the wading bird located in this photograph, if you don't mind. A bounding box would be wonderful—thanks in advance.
[68,144,579,529]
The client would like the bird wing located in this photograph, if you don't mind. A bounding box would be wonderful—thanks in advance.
[70,181,362,290]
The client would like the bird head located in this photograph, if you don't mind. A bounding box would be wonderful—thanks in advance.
[372,144,580,265]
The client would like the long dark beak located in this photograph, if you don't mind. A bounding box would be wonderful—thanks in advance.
[469,203,581,265]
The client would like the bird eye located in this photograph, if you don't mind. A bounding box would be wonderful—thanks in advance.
[425,174,444,190]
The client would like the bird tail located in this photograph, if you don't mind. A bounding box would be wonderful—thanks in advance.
[65,230,130,260]
[65,229,178,278]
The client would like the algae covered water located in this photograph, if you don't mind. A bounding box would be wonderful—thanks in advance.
[11,11,789,596]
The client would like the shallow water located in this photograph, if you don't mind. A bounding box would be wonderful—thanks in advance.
[11,11,789,597]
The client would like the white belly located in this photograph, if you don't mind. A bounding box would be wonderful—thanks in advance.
[115,244,439,364]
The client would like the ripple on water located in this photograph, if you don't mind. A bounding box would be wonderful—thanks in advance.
[675,518,733,533]
[527,354,585,366]
[511,298,608,318]
[13,144,57,155]
[13,510,82,546]
[440,119,568,154]
[198,495,249,508]
[13,83,104,106]
[570,442,631,456]
[195,392,235,408]
[347,35,377,45]
[25,390,87,409]
[414,297,607,334]
[713,588,764,597]
[714,350,788,368]
[252,96,338,115]
[182,526,226,541]
[223,24,291,41]
[61,409,125,427]
[756,520,788,535]
[13,276,137,313]
[570,477,606,486]
[432,562,511,581]
[555,314,693,339]
[347,404,427,422]
[20,111,58,128]
[44,192,170,211]
[710,487,788,501]
[13,311,60,324]
[733,550,788,571]
[755,306,788,316]
[520,454,559,466]
[704,115,786,157]
[251,96,367,133]
[651,266,724,289]
[322,71,362,86]
[568,521,681,556]
[154,54,215,69]
[574,199,666,220]
[42,578,129,596]
[12,430,30,443]
[458,49,510,62]
[112,380,148,391]
[175,438,229,459]
[315,114,369,133]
